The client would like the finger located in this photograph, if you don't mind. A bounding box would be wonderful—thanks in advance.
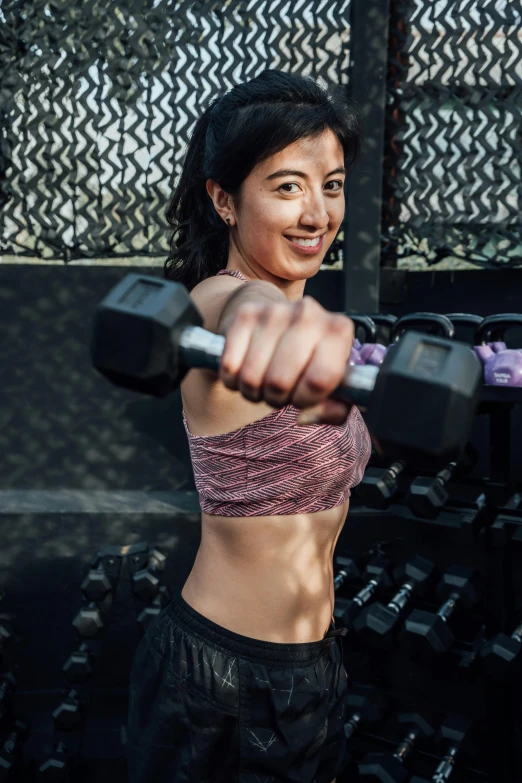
[237,303,294,402]
[291,315,354,409]
[296,400,353,426]
[219,303,264,391]
[261,297,328,406]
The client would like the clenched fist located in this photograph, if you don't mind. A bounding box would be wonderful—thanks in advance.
[219,296,356,425]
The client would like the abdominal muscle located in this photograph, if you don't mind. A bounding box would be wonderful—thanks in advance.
[180,369,350,644]
[182,500,349,644]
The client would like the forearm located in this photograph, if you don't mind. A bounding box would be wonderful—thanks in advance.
[217,281,287,337]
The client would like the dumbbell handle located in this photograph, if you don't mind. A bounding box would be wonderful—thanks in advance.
[334,570,349,590]
[344,711,362,739]
[432,745,458,782]
[393,730,418,762]
[436,592,462,622]
[434,462,457,486]
[352,580,380,608]
[179,326,379,408]
[388,583,415,614]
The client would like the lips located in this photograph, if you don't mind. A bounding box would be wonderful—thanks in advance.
[284,235,325,255]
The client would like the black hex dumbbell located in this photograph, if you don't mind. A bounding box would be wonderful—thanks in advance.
[81,562,113,603]
[137,586,171,633]
[62,642,96,684]
[334,555,367,592]
[354,555,437,648]
[480,618,522,681]
[52,690,83,731]
[406,444,479,519]
[341,555,395,630]
[405,566,483,657]
[355,462,406,510]
[0,719,30,780]
[132,548,167,601]
[410,713,471,783]
[38,740,73,781]
[72,602,104,638]
[359,712,435,782]
[344,684,386,740]
[0,667,18,730]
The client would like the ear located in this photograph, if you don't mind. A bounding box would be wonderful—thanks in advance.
[206,179,235,226]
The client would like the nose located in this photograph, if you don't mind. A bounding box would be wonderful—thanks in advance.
[299,191,330,231]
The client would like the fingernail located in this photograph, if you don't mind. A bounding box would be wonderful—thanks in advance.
[296,411,322,425]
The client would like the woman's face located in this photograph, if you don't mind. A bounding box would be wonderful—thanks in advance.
[208,128,346,296]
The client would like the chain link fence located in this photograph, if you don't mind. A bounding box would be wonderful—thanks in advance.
[0,0,351,265]
[384,0,522,270]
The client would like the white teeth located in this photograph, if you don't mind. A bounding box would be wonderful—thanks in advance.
[287,236,321,247]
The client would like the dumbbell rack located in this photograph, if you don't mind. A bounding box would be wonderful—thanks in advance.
[337,386,522,782]
[32,541,167,780]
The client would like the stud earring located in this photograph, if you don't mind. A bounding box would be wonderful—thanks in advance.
[225,218,231,226]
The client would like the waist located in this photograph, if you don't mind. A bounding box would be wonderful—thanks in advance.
[182,503,348,643]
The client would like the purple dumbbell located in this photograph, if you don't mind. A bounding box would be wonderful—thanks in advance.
[347,315,391,367]
[475,315,522,387]
[345,315,377,366]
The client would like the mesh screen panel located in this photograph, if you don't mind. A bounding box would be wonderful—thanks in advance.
[0,0,351,263]
[384,0,522,269]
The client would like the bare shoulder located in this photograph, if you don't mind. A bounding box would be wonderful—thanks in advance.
[190,274,246,335]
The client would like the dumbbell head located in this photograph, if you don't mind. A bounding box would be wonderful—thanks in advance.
[354,556,437,647]
[72,605,103,638]
[81,566,112,603]
[91,274,203,397]
[335,555,365,581]
[347,684,386,724]
[355,466,402,510]
[62,644,95,684]
[480,631,522,681]
[52,692,83,730]
[437,566,483,607]
[406,566,482,657]
[39,741,73,781]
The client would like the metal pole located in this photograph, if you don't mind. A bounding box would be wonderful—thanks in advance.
[343,0,391,313]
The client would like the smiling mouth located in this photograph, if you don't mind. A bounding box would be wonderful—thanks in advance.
[284,235,325,252]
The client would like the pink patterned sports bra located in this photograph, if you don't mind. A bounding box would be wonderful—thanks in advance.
[182,269,372,517]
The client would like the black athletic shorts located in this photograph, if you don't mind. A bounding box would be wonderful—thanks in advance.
[126,592,349,782]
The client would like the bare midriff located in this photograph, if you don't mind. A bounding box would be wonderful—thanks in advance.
[181,500,349,644]
[180,369,349,644]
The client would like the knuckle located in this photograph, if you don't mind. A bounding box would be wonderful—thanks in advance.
[294,295,321,324]
[264,377,289,397]
[328,313,354,337]
[261,302,292,326]
[235,302,263,322]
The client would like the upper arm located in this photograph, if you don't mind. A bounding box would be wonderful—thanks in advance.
[189,276,247,335]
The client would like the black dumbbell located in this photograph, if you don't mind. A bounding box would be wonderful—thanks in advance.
[359,712,435,782]
[334,555,367,591]
[137,585,171,633]
[0,719,30,780]
[52,690,83,731]
[62,642,96,684]
[81,562,113,603]
[354,555,437,648]
[38,740,73,780]
[405,566,483,657]
[355,461,406,510]
[344,684,386,739]
[132,548,166,601]
[410,713,471,783]
[406,444,480,519]
[341,555,395,630]
[90,274,482,466]
[72,602,103,638]
[480,619,522,681]
[360,314,398,346]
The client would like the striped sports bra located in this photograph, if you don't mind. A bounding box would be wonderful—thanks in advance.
[182,269,372,517]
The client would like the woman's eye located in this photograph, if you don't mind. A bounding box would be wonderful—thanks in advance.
[326,180,344,191]
[279,183,300,193]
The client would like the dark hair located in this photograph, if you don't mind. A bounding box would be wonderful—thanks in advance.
[164,69,361,291]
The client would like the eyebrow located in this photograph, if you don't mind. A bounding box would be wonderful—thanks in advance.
[265,166,346,181]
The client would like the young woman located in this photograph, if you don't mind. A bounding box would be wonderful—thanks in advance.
[127,69,372,783]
